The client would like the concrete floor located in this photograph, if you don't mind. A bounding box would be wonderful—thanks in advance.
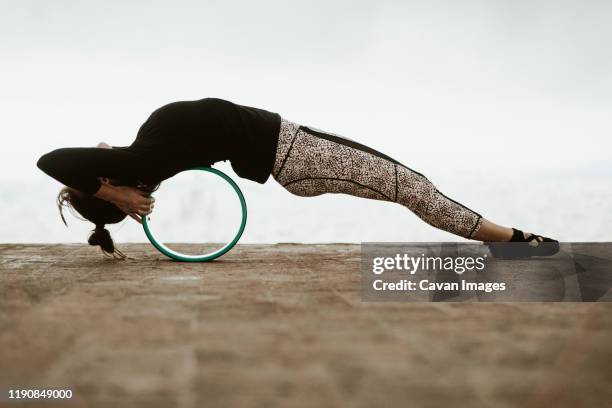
[0,243,611,408]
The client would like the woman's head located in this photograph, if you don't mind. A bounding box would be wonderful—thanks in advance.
[57,181,160,258]
[57,187,128,259]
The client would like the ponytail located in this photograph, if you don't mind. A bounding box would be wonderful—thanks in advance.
[88,224,126,260]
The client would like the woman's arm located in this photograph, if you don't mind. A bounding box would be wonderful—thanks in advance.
[37,147,150,195]
[37,146,156,222]
[94,181,154,223]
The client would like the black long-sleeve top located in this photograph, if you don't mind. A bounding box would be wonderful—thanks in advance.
[37,98,281,195]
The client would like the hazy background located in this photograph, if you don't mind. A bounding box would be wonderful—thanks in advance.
[1,0,610,243]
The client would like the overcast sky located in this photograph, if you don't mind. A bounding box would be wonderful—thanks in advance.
[1,0,610,242]
[2,0,611,178]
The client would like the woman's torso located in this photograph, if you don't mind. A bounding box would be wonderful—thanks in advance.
[129,98,281,184]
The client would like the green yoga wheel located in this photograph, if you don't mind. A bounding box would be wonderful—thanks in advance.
[142,167,247,262]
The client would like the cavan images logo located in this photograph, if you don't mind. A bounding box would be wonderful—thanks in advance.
[361,242,612,302]
[370,252,506,293]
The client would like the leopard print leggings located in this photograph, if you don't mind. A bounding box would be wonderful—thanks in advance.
[272,118,483,239]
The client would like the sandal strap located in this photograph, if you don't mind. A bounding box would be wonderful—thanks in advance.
[510,228,525,242]
[511,228,557,243]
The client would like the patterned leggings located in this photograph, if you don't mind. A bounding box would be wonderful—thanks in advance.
[272,118,483,239]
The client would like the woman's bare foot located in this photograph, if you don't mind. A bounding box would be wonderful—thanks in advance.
[467,219,559,257]
[472,219,513,242]
[487,228,560,258]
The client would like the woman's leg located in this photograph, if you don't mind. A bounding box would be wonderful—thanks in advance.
[272,118,514,242]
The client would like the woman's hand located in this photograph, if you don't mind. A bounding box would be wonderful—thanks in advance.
[95,178,155,224]
[112,185,155,224]
[97,142,112,149]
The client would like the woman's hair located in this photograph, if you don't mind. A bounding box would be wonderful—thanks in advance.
[57,182,159,259]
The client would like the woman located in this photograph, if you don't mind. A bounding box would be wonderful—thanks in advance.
[37,97,558,259]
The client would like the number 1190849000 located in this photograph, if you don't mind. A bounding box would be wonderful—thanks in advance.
[8,389,73,399]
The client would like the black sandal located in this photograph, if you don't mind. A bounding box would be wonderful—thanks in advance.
[486,228,560,259]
